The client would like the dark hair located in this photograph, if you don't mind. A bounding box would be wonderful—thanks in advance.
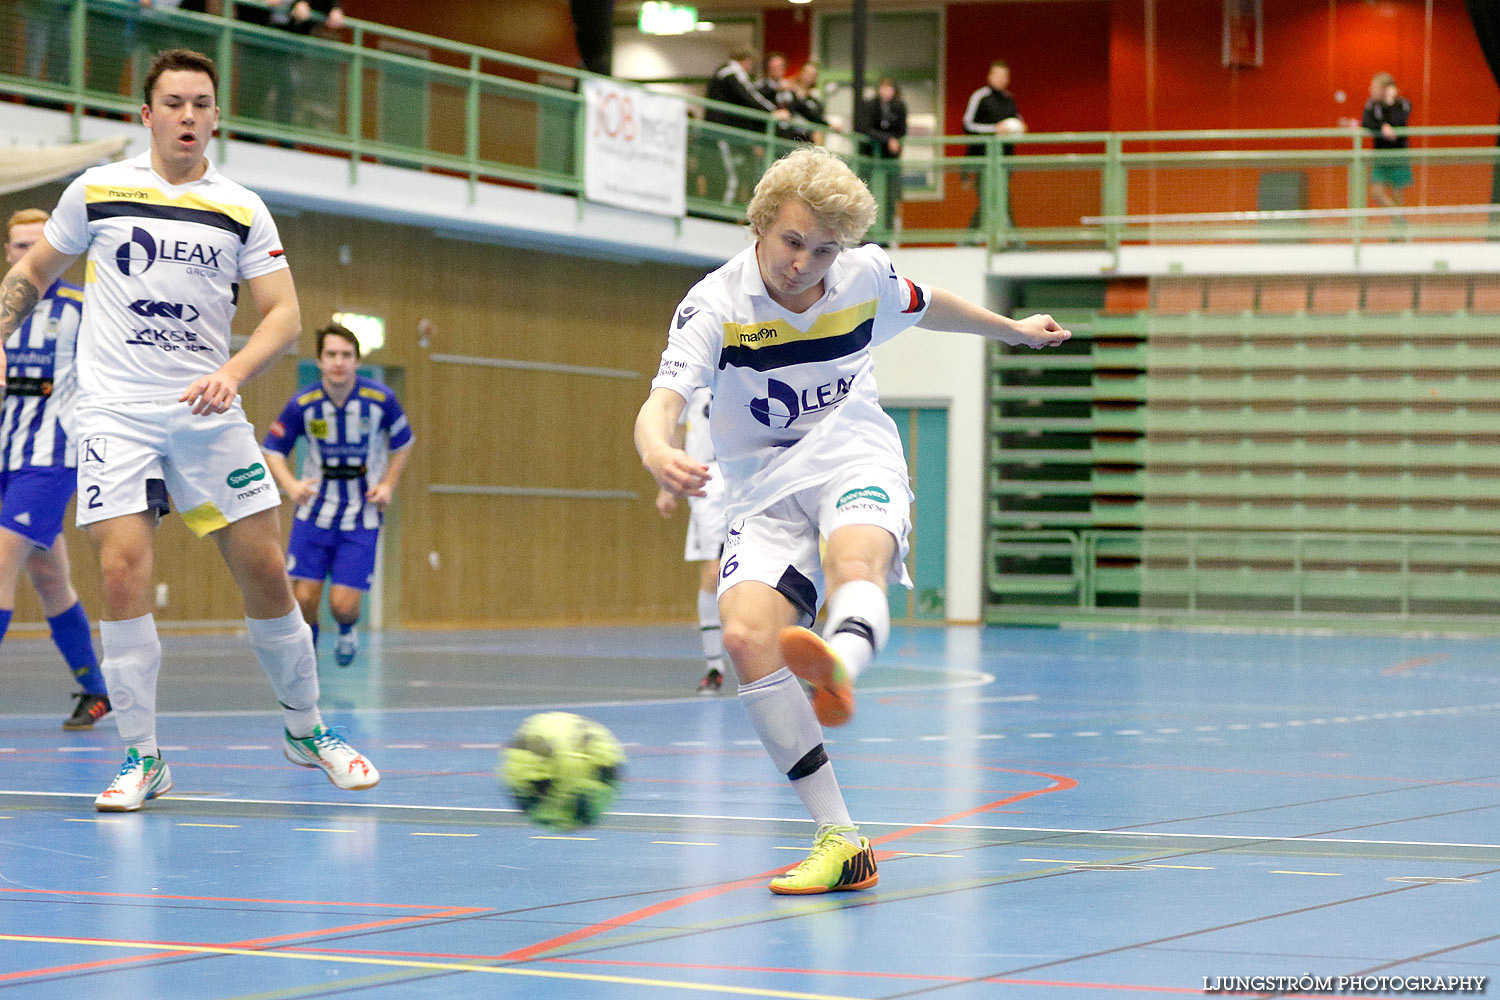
[317,323,361,358]
[143,48,219,105]
[989,59,1010,71]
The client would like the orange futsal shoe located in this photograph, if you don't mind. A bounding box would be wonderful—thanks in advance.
[778,626,855,727]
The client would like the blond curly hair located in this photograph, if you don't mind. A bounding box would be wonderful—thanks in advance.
[746,147,876,248]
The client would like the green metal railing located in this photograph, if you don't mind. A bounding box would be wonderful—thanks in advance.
[7,1,1499,247]
[898,127,1500,249]
[0,0,886,227]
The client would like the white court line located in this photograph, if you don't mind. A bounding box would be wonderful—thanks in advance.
[2,789,1497,851]
[0,672,999,722]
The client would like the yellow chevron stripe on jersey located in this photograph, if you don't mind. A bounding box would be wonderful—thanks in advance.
[721,299,878,352]
[358,386,387,402]
[56,286,84,302]
[84,260,98,285]
[84,185,256,229]
[297,388,325,406]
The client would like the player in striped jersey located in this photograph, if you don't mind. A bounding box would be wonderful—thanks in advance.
[1,209,108,731]
[0,49,379,811]
[262,323,413,667]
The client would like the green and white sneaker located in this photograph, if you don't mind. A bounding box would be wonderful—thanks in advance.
[284,725,379,790]
[769,824,879,895]
[95,749,173,812]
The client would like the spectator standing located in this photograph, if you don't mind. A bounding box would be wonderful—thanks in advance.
[704,49,790,206]
[856,77,907,231]
[786,61,829,145]
[962,59,1025,236]
[1362,72,1413,217]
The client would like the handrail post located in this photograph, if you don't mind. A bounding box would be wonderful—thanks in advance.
[1102,133,1125,252]
[346,24,364,186]
[215,3,234,152]
[1348,130,1367,252]
[465,52,480,202]
[996,140,1013,248]
[69,0,86,140]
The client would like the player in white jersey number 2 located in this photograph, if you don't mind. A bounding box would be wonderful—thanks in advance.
[635,147,1069,894]
[0,48,378,812]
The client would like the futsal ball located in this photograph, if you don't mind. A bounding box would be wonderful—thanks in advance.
[499,712,625,830]
[998,116,1026,134]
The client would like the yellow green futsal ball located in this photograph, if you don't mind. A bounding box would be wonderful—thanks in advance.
[499,712,625,830]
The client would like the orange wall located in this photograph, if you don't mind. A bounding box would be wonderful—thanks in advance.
[1109,0,1497,132]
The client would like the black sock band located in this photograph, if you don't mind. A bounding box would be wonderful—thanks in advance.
[833,617,876,646]
[786,743,829,782]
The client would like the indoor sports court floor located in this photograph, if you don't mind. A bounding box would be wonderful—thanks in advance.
[2,623,1499,998]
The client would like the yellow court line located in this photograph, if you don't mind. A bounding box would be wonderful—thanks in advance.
[65,818,122,824]
[653,841,718,846]
[411,832,478,838]
[1271,870,1342,876]
[295,828,356,834]
[0,934,867,1000]
[1144,864,1213,870]
[177,823,240,829]
[530,836,596,841]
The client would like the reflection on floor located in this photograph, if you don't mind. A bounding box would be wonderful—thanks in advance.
[3,624,1498,998]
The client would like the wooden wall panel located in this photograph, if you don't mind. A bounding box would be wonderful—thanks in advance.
[2,185,709,628]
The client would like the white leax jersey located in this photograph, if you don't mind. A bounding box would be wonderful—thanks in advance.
[3,280,82,469]
[44,152,289,405]
[651,242,931,524]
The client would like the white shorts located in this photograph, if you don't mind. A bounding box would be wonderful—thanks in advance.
[684,475,728,563]
[75,400,282,538]
[718,466,913,626]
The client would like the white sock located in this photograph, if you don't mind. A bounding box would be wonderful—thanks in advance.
[245,607,322,738]
[738,667,854,830]
[100,613,162,756]
[697,589,724,671]
[822,579,890,683]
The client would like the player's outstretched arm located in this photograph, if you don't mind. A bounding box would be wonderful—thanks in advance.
[0,235,77,392]
[181,268,302,415]
[635,387,709,498]
[916,286,1070,349]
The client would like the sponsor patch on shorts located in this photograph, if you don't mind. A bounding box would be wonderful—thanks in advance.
[836,486,890,508]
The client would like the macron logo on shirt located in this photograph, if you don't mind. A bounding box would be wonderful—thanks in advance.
[676,306,699,329]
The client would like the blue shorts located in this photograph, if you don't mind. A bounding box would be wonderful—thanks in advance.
[286,518,379,591]
[0,465,76,548]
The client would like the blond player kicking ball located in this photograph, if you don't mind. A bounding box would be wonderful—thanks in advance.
[0,48,378,811]
[635,147,1068,894]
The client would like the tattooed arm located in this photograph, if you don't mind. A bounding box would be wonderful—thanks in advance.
[0,234,77,396]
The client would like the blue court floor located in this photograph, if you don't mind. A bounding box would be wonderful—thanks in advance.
[2,624,1499,998]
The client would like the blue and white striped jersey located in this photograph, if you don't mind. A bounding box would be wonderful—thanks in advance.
[3,279,83,470]
[262,375,413,530]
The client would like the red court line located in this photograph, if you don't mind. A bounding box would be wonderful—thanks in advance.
[499,766,1077,963]
[1382,653,1449,676]
[0,888,484,983]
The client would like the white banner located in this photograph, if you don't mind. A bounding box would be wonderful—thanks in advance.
[583,78,687,218]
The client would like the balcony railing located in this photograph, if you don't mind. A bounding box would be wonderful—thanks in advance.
[5,0,1498,249]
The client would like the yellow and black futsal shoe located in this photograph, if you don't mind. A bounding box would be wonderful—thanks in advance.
[770,824,879,895]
